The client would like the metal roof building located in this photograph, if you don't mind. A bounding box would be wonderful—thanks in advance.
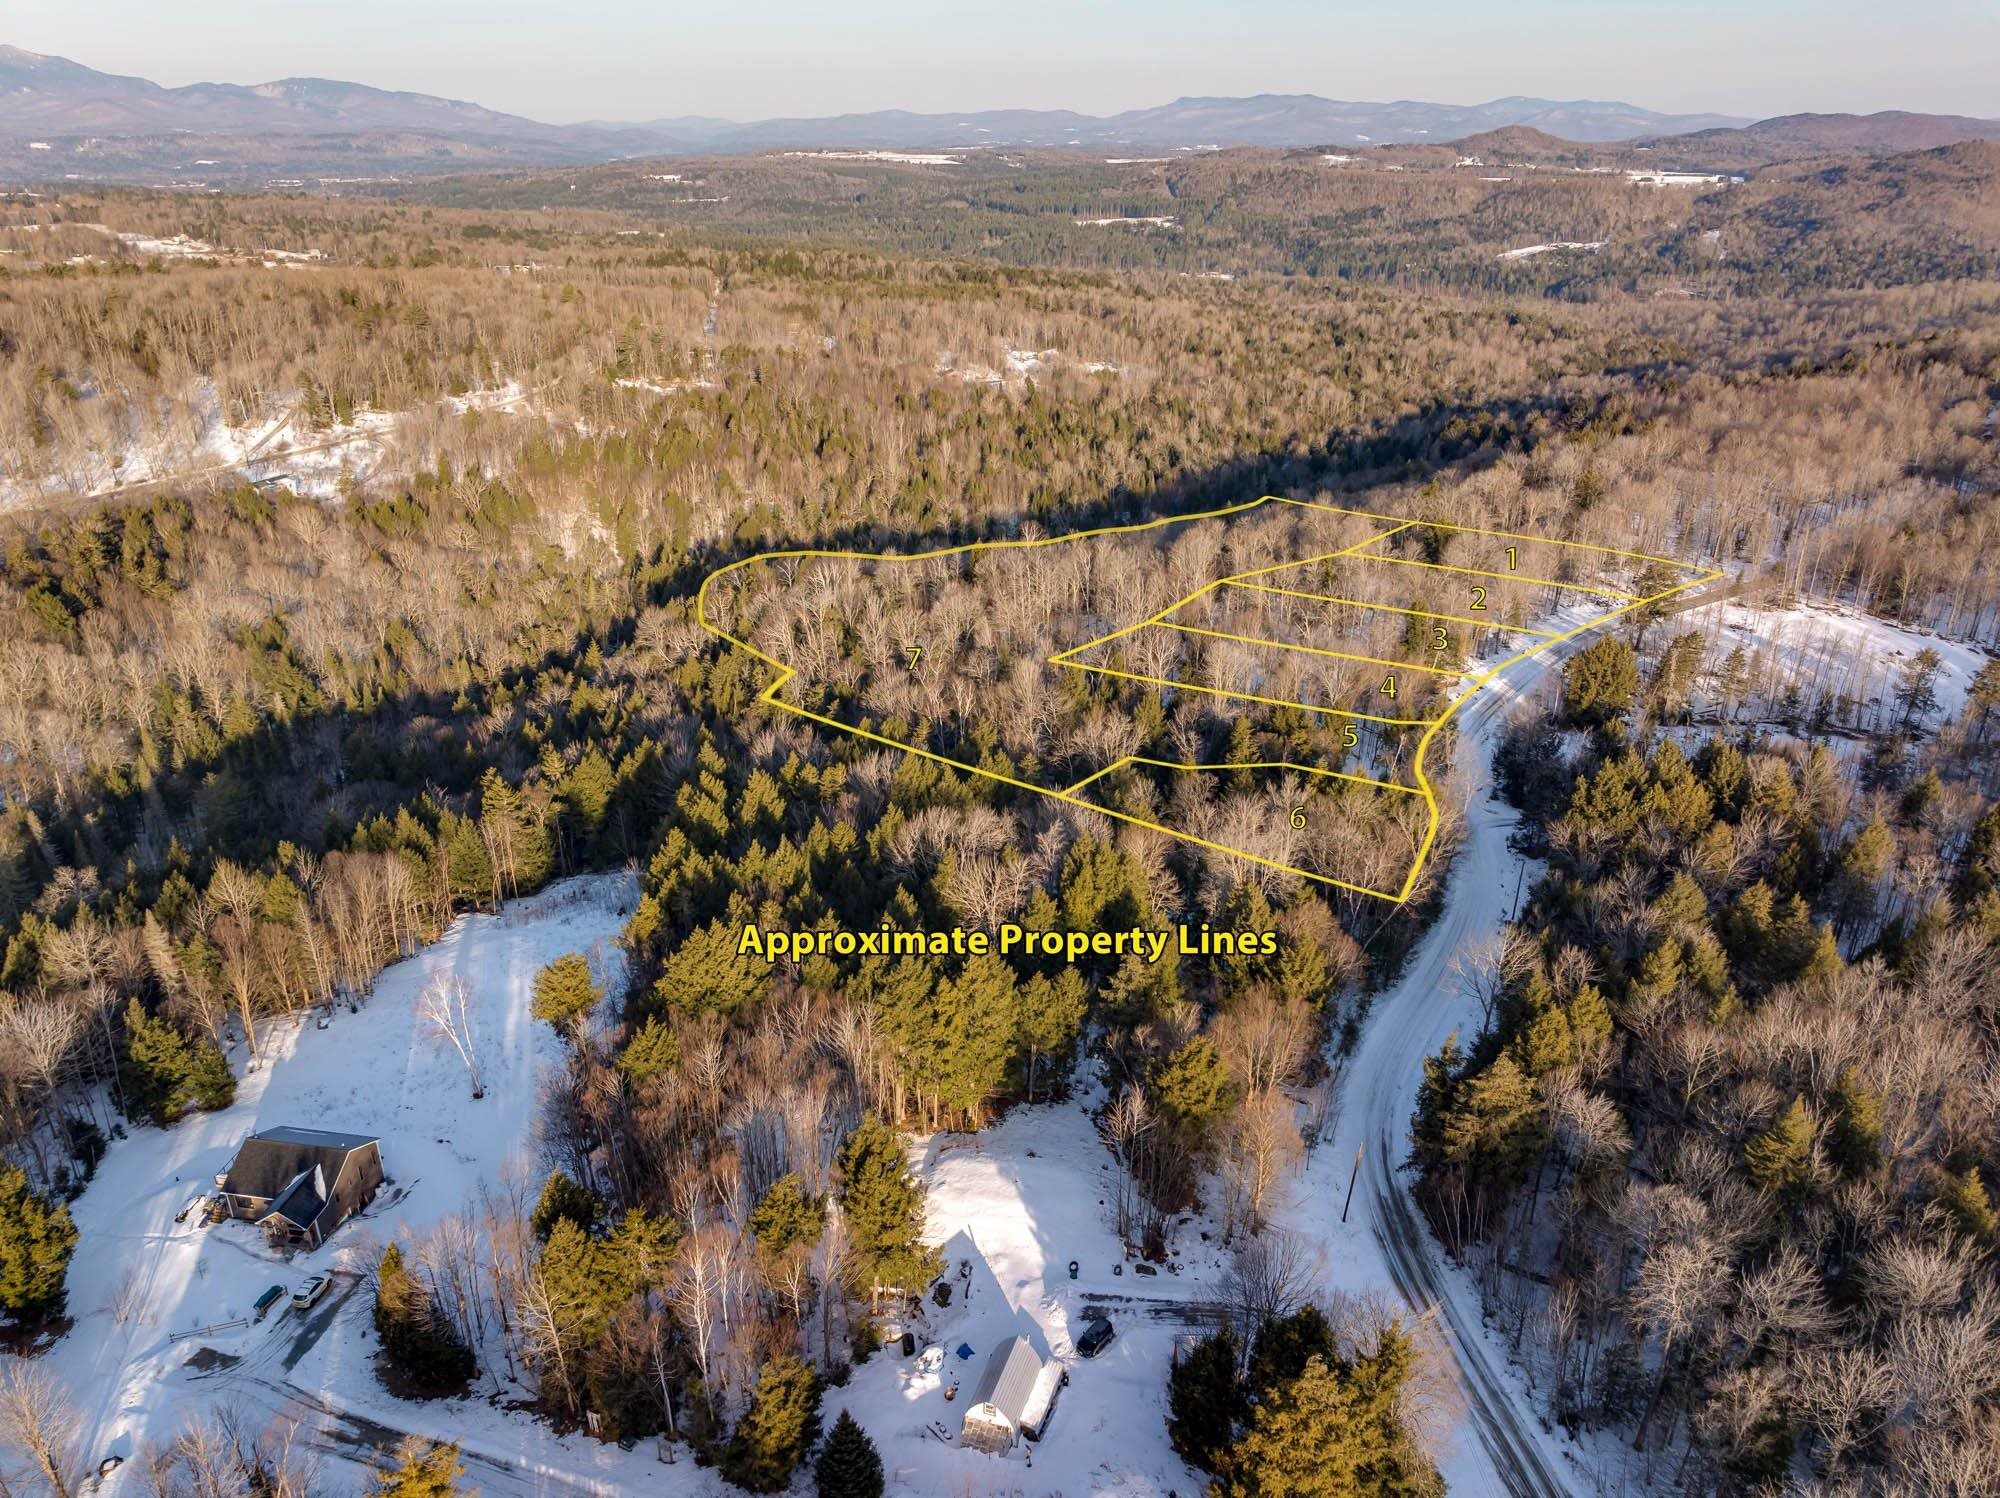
[960,1335,1050,1453]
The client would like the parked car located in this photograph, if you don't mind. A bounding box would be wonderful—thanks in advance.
[291,1273,332,1311]
[1076,1316,1116,1358]
[253,1284,286,1320]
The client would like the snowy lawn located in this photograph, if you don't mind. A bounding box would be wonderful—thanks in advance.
[831,1094,1217,1496]
[48,873,655,1495]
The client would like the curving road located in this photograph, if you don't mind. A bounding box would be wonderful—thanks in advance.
[1330,653,1573,1496]
[1320,586,1733,1496]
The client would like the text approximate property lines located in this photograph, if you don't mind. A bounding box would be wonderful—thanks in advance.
[697,494,1726,902]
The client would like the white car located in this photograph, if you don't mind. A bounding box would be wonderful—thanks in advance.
[291,1274,332,1311]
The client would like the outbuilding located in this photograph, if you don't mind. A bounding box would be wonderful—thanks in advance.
[959,1334,1060,1453]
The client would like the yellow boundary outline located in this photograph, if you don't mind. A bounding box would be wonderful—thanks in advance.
[696,496,1722,902]
[1153,620,1475,680]
[1221,580,1563,639]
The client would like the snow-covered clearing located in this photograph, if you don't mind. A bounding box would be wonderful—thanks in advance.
[0,221,323,267]
[783,150,963,166]
[0,380,533,510]
[1497,240,1608,261]
[831,1095,1220,1495]
[1699,598,1987,730]
[1074,215,1179,228]
[615,376,718,398]
[50,874,648,1496]
[935,347,1124,390]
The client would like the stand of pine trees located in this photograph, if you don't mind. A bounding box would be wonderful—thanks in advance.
[1168,1303,1438,1495]
[374,1242,476,1395]
[120,999,236,1125]
[0,1165,78,1325]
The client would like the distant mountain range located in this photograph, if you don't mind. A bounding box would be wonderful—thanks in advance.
[1,44,1995,185]
[0,44,1751,179]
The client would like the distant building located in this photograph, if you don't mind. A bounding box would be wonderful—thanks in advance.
[214,1126,383,1249]
[960,1335,1062,1453]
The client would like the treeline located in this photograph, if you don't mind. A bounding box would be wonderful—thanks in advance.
[1411,626,2000,1491]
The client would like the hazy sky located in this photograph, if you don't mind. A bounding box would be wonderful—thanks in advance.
[10,1,1999,123]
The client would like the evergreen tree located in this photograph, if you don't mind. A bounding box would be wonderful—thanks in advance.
[721,1354,821,1492]
[836,1114,938,1300]
[121,999,236,1125]
[531,952,603,1037]
[1248,1305,1338,1400]
[749,1174,825,1256]
[1940,1166,1997,1243]
[1015,968,1087,1101]
[1230,1354,1367,1497]
[374,1242,475,1392]
[372,1438,464,1498]
[813,1409,884,1498]
[1438,1055,1547,1204]
[616,1016,680,1085]
[1168,1326,1246,1472]
[0,1165,76,1322]
[1562,637,1639,727]
[650,919,770,1018]
[1895,647,1943,728]
[1149,1036,1237,1143]
[1828,1067,1885,1176]
[439,813,493,909]
[1743,1098,1816,1197]
[532,1169,603,1241]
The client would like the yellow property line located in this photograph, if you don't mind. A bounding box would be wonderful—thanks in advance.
[1049,658,1445,728]
[1222,581,1563,638]
[1343,548,1642,600]
[1275,495,1707,573]
[1155,620,1474,680]
[1062,755,1423,801]
[696,493,1725,903]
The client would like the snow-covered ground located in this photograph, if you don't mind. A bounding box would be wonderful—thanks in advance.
[1701,598,1987,731]
[1497,241,1608,261]
[49,874,644,1495]
[0,380,532,510]
[832,1097,1222,1495]
[782,150,963,166]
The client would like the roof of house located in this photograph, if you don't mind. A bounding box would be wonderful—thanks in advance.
[262,1162,328,1230]
[219,1127,378,1201]
[964,1335,1045,1425]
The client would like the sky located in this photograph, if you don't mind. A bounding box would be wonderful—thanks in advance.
[9,0,1999,124]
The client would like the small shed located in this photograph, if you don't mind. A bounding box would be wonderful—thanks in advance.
[214,1126,383,1249]
[960,1335,1048,1454]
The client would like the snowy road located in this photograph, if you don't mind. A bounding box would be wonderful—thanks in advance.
[1311,586,1735,1496]
[1325,654,1575,1497]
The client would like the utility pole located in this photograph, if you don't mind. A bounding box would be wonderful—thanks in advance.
[1340,1143,1365,1223]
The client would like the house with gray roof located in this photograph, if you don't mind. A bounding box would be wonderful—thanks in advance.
[214,1126,383,1249]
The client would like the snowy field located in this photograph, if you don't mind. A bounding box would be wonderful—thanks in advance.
[832,1096,1224,1496]
[48,874,645,1495]
[0,380,532,510]
[1700,598,1988,730]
